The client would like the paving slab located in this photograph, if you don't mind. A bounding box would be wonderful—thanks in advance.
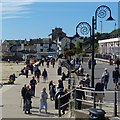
[1,62,63,119]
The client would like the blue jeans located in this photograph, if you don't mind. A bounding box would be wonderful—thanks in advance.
[40,100,47,111]
[104,80,108,90]
[113,78,118,84]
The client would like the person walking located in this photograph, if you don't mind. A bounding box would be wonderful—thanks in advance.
[75,83,85,110]
[57,79,64,89]
[39,87,48,113]
[46,59,50,68]
[35,68,41,83]
[61,89,70,114]
[88,58,91,69]
[25,65,29,78]
[52,58,55,68]
[49,81,56,101]
[112,67,120,88]
[21,84,27,111]
[114,58,120,68]
[33,64,38,76]
[29,64,33,75]
[42,68,48,82]
[19,67,26,76]
[102,68,109,90]
[24,85,32,114]
[95,79,104,109]
[61,72,66,81]
[41,57,44,66]
[30,76,37,96]
[54,88,64,110]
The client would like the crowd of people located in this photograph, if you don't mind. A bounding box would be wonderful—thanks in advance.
[60,57,120,110]
[20,56,71,115]
[21,78,70,114]
[94,66,120,109]
[19,55,120,115]
[19,57,51,83]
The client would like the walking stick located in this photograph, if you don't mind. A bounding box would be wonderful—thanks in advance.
[20,98,22,108]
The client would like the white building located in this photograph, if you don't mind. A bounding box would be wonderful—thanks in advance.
[98,37,120,57]
[61,37,71,52]
[30,38,57,57]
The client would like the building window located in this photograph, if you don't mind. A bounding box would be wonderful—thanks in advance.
[41,49,43,52]
[40,43,43,46]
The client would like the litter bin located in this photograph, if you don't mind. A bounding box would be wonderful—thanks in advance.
[89,108,106,120]
[58,67,62,75]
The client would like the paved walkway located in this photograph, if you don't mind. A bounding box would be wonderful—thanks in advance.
[0,60,120,119]
[1,62,69,118]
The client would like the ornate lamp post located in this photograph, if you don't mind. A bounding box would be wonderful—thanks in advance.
[75,22,100,108]
[91,5,115,111]
[75,22,92,53]
[76,22,91,38]
[75,5,114,110]
[91,5,114,88]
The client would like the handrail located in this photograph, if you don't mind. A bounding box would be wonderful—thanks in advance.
[60,99,74,108]
[59,88,75,99]
[58,87,119,117]
[76,88,119,93]
[75,99,120,109]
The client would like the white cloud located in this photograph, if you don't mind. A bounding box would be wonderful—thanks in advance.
[1,0,41,19]
[1,0,119,19]
[2,15,22,19]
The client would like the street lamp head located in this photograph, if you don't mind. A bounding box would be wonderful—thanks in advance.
[94,5,114,29]
[106,15,114,21]
[76,22,91,37]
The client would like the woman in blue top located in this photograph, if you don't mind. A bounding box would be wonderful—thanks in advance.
[39,87,48,113]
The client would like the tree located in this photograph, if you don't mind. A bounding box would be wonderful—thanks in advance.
[70,42,75,49]
[94,32,101,40]
[64,48,76,59]
[110,28,120,38]
[76,41,83,54]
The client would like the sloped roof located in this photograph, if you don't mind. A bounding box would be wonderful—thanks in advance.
[3,40,27,45]
[29,38,53,44]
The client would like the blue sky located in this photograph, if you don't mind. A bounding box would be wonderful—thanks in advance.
[1,1,119,40]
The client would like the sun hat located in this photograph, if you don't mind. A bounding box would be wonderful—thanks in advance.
[105,68,107,71]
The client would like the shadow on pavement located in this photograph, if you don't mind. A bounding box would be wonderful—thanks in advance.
[30,111,58,117]
[32,106,39,109]
[3,83,20,85]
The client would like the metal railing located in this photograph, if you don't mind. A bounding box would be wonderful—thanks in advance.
[58,87,120,117]
[58,88,75,117]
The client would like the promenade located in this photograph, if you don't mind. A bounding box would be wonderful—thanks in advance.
[1,62,68,119]
[0,59,120,119]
